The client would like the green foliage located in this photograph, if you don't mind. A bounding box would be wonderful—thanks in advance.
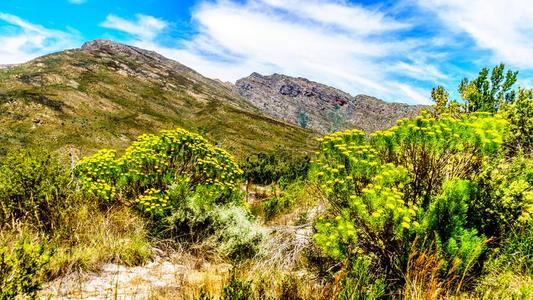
[0,239,53,299]
[445,228,487,284]
[425,180,474,243]
[424,180,488,285]
[432,85,449,116]
[75,128,243,209]
[486,225,533,276]
[370,111,506,205]
[220,274,253,300]
[242,149,310,185]
[459,63,518,113]
[0,150,72,231]
[473,226,533,299]
[259,180,306,220]
[337,257,387,300]
[312,111,509,291]
[75,128,263,259]
[472,155,533,236]
[431,85,461,117]
[502,88,533,153]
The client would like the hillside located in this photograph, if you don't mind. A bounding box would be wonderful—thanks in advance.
[234,72,426,133]
[0,40,317,159]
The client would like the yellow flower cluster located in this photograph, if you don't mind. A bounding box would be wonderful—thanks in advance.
[75,128,242,205]
[134,188,170,214]
[370,110,508,154]
[75,149,119,203]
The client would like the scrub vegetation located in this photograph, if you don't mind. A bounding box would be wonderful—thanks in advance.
[0,64,531,299]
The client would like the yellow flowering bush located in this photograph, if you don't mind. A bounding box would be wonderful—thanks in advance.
[312,111,510,283]
[370,110,507,204]
[75,128,243,210]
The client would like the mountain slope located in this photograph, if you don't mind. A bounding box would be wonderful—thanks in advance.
[234,72,426,133]
[0,40,317,158]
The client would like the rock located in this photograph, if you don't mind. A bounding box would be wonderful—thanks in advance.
[279,84,302,97]
[234,73,427,133]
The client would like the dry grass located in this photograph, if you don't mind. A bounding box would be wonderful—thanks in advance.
[402,238,449,300]
[46,203,151,278]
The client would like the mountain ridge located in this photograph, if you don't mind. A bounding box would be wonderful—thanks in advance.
[0,39,317,158]
[0,39,426,159]
[234,72,426,133]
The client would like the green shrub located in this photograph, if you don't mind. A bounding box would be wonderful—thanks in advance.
[0,150,72,231]
[161,180,264,259]
[208,205,265,259]
[370,111,506,205]
[424,180,475,244]
[0,239,53,299]
[220,274,253,300]
[337,257,387,300]
[75,128,243,207]
[502,88,533,153]
[422,180,488,286]
[484,225,533,275]
[259,180,306,220]
[75,128,262,259]
[472,155,533,237]
[311,112,508,291]
[472,226,533,298]
[242,149,310,185]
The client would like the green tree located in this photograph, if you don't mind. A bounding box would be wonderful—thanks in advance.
[432,86,450,116]
[459,64,518,113]
[431,85,461,117]
[502,88,533,153]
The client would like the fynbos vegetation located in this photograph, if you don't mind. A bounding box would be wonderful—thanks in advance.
[0,41,531,300]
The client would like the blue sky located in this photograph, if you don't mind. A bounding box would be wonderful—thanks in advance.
[0,0,532,104]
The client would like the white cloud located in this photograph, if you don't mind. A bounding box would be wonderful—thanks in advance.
[106,1,439,104]
[260,0,410,34]
[417,0,533,68]
[101,14,167,41]
[0,13,78,64]
[391,59,449,81]
[394,82,432,105]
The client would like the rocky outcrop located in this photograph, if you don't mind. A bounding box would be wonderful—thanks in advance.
[235,73,354,133]
[235,73,427,133]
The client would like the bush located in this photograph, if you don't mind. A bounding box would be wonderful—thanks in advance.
[311,112,508,292]
[220,274,253,300]
[208,205,265,259]
[0,150,72,232]
[425,180,475,244]
[472,226,533,298]
[258,180,307,220]
[75,128,243,208]
[242,149,310,185]
[0,239,52,299]
[75,128,262,259]
[336,257,387,300]
[472,155,533,237]
[502,88,533,153]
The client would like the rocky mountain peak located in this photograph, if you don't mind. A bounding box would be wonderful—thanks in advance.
[81,39,170,64]
[234,72,426,133]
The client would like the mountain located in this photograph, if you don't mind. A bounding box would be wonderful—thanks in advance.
[234,72,426,133]
[0,40,317,159]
